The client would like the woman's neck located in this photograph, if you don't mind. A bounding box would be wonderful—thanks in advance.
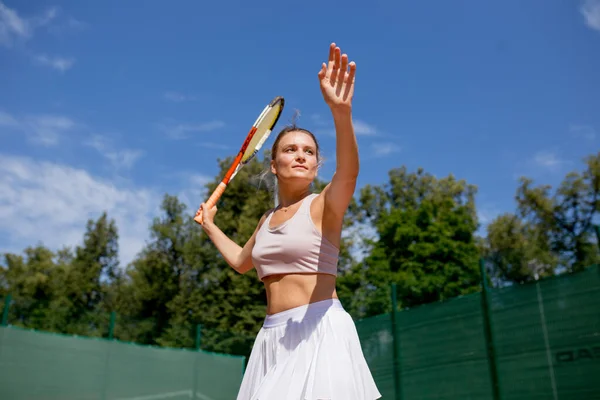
[276,185,311,208]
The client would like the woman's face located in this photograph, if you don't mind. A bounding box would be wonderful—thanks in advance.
[271,131,319,186]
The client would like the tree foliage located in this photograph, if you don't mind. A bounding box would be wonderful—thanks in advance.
[483,152,600,284]
[345,167,482,316]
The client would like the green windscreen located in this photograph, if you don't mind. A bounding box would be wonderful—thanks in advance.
[355,265,599,400]
[490,267,600,400]
[0,326,245,400]
[1,265,598,399]
[396,293,492,399]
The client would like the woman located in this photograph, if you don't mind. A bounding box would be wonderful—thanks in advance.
[197,43,381,400]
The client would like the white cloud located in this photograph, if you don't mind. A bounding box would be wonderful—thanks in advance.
[570,124,596,140]
[370,142,401,156]
[354,120,377,136]
[2,111,145,169]
[0,110,19,127]
[197,142,231,150]
[33,54,75,72]
[533,151,566,170]
[310,114,378,137]
[0,154,160,267]
[164,91,196,102]
[160,121,225,140]
[47,16,87,35]
[25,114,75,145]
[581,0,600,32]
[308,114,379,136]
[0,111,76,146]
[0,2,59,47]
[0,2,78,72]
[169,172,213,213]
[84,134,144,170]
[0,1,32,47]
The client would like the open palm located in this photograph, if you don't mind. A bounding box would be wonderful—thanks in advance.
[318,43,356,110]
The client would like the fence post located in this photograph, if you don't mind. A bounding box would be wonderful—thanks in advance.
[594,225,600,252]
[192,324,202,399]
[479,258,501,400]
[390,283,402,400]
[102,311,116,400]
[1,294,11,326]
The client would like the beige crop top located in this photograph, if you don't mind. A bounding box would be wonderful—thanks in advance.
[251,193,340,281]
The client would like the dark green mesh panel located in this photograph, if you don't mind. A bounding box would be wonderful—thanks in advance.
[396,293,492,399]
[0,326,245,400]
[356,266,599,400]
[490,266,600,400]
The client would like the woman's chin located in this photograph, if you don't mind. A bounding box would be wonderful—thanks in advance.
[279,173,314,186]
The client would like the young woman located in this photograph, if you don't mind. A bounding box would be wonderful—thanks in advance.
[197,43,381,400]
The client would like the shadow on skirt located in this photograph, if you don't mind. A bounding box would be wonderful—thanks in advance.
[237,299,381,400]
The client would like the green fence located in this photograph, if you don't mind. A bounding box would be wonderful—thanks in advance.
[355,264,600,399]
[2,265,599,399]
[0,324,245,400]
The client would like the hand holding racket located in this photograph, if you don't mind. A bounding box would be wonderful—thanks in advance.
[194,96,285,225]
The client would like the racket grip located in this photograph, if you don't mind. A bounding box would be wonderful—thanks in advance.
[194,182,227,225]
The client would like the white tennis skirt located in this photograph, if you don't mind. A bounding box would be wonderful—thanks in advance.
[236,298,381,400]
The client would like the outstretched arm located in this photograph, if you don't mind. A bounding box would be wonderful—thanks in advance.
[318,43,359,220]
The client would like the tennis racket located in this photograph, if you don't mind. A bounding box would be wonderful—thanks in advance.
[194,96,285,225]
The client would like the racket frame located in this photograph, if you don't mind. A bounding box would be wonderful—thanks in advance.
[194,96,284,224]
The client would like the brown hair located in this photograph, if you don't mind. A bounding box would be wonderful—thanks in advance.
[270,124,321,161]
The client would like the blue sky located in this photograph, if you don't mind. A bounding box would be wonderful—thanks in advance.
[1,0,599,266]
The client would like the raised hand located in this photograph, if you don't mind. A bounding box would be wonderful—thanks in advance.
[318,43,356,111]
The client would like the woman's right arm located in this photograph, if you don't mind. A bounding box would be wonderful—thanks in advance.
[198,203,268,274]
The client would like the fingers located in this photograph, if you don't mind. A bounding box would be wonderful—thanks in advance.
[328,42,335,65]
[336,53,349,96]
[321,42,356,103]
[343,61,356,100]
[318,62,326,80]
[330,46,341,86]
[195,202,218,227]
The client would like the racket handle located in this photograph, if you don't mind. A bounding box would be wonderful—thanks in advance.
[194,182,227,225]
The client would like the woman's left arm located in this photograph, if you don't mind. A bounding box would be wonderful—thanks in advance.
[318,43,359,220]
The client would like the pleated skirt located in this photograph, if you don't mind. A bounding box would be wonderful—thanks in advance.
[237,299,381,400]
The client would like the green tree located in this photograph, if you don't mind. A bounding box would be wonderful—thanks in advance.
[0,245,62,330]
[58,212,119,336]
[484,152,600,283]
[483,214,558,284]
[0,213,119,335]
[350,166,482,316]
[117,194,196,345]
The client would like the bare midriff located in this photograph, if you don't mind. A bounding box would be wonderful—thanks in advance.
[262,273,338,315]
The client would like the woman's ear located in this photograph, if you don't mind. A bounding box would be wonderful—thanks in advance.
[270,159,277,175]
